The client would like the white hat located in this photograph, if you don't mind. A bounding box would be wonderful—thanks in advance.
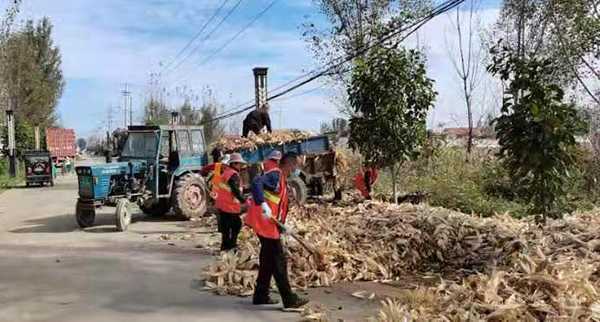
[227,153,247,165]
[267,150,282,161]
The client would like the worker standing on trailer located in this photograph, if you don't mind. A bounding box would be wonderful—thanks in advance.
[245,152,309,309]
[213,153,247,252]
[263,150,281,172]
[354,165,379,200]
[242,103,272,137]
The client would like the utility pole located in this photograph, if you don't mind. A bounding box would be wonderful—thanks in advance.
[121,83,131,128]
[5,103,16,178]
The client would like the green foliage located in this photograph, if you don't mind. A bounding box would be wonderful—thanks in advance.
[488,46,585,220]
[1,17,64,126]
[348,47,436,168]
[0,158,23,190]
[376,147,528,217]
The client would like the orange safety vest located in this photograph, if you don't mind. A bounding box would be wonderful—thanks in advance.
[244,168,288,239]
[263,159,278,172]
[211,163,224,191]
[354,167,378,198]
[214,167,242,214]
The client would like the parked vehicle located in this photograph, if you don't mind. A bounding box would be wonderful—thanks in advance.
[45,128,76,166]
[23,150,54,187]
[74,125,209,231]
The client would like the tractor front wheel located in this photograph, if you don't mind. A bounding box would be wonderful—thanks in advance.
[172,173,207,220]
[115,198,131,232]
[75,200,96,228]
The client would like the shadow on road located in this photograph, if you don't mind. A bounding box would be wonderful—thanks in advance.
[8,211,191,234]
[9,213,115,233]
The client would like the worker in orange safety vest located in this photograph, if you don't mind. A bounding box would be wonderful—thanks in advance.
[263,150,281,173]
[213,153,247,251]
[244,152,309,309]
[354,165,378,200]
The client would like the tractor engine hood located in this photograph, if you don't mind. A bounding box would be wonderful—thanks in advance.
[76,160,148,177]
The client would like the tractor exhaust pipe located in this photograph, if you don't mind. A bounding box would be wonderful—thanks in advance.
[253,67,268,110]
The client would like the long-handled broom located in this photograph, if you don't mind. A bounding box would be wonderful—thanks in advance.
[271,217,327,270]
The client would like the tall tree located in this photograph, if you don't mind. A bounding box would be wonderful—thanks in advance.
[445,0,485,157]
[492,0,600,103]
[349,46,436,200]
[304,0,432,114]
[0,0,21,111]
[1,17,64,126]
[489,45,585,222]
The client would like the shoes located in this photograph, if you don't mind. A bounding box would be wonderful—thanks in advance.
[253,297,280,305]
[283,295,309,309]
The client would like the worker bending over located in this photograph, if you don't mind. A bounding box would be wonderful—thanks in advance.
[354,165,378,200]
[213,153,247,251]
[242,103,272,137]
[245,152,309,309]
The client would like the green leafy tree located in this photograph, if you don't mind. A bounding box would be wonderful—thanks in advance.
[2,17,64,126]
[349,47,436,199]
[488,45,585,222]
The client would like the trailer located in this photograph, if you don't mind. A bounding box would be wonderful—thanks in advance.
[45,128,76,165]
[220,135,337,203]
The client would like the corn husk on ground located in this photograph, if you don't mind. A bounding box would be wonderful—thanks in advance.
[211,130,313,151]
[199,202,600,321]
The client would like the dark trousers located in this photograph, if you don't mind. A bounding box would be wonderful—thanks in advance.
[217,211,242,251]
[254,236,294,304]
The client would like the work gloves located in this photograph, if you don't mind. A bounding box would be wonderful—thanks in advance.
[261,202,272,219]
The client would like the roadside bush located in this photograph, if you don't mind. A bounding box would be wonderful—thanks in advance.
[375,147,528,217]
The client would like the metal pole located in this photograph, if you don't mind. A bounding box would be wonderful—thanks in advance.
[6,108,16,177]
[34,126,40,150]
[129,95,133,126]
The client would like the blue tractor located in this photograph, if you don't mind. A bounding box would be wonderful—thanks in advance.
[75,125,209,231]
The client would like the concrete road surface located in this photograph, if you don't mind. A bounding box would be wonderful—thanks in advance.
[0,170,303,322]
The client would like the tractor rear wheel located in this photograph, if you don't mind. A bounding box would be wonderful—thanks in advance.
[172,173,207,220]
[115,198,131,232]
[75,200,95,228]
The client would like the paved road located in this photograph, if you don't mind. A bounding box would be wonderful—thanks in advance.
[0,170,301,322]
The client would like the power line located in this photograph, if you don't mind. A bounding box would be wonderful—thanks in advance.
[202,0,465,125]
[199,0,278,66]
[164,0,243,78]
[170,0,279,87]
[160,0,230,73]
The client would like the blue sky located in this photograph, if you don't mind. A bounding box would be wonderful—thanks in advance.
[9,0,501,138]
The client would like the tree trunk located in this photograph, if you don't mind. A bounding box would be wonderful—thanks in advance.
[466,97,474,159]
[391,164,397,204]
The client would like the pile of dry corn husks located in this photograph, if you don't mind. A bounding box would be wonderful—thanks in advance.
[200,202,600,321]
[212,130,313,151]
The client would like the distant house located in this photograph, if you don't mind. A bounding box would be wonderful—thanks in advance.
[442,127,493,139]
